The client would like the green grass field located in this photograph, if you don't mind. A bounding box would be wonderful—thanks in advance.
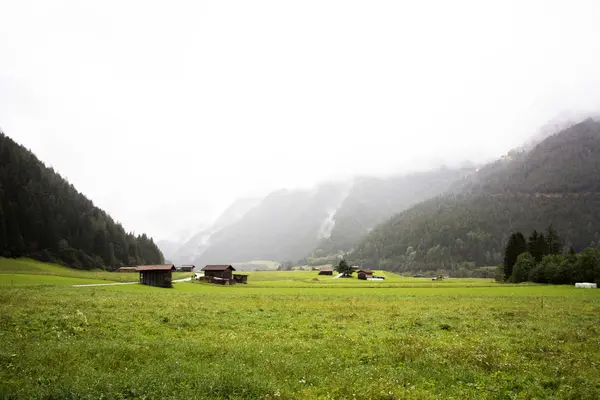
[1,259,599,399]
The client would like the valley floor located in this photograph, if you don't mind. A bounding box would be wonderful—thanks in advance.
[1,260,599,399]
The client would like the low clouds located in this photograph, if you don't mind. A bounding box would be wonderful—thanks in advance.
[1,0,600,240]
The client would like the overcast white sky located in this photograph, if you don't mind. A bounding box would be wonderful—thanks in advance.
[2,0,600,241]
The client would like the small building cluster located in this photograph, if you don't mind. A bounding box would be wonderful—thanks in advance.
[195,265,248,285]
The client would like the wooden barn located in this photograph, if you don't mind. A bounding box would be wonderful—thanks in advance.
[202,265,236,280]
[136,264,176,288]
[318,268,333,276]
[233,274,248,284]
[177,265,195,272]
[118,267,137,273]
[357,270,374,280]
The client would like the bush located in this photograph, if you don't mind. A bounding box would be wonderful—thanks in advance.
[511,252,536,283]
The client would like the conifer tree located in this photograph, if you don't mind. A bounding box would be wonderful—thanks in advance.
[503,232,527,280]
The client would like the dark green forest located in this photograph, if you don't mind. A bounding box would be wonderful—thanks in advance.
[350,119,600,273]
[504,227,600,285]
[0,132,164,269]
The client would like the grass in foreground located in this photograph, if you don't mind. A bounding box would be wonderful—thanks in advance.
[1,275,599,399]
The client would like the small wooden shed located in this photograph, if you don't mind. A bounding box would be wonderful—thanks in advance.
[357,270,373,280]
[202,265,236,280]
[318,268,333,276]
[136,264,176,288]
[177,265,196,272]
[233,274,248,284]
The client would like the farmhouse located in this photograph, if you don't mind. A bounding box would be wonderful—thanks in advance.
[177,265,195,272]
[136,264,176,288]
[117,267,137,273]
[318,268,333,276]
[196,265,249,285]
[357,270,373,280]
[202,265,235,280]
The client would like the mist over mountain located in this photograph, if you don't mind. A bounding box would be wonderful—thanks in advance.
[159,167,475,266]
[167,198,262,264]
[349,118,600,272]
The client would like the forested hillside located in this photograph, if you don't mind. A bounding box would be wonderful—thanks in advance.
[0,132,164,269]
[350,119,600,273]
[311,167,474,261]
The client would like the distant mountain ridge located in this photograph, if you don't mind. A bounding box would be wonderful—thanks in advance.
[161,167,475,266]
[349,118,600,272]
[166,197,262,264]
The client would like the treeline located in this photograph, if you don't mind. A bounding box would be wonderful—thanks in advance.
[504,227,600,284]
[0,132,164,270]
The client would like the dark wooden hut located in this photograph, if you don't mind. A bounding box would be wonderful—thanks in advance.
[318,268,333,276]
[177,265,195,272]
[357,270,373,280]
[118,267,137,273]
[202,265,236,280]
[136,264,176,288]
[233,274,248,284]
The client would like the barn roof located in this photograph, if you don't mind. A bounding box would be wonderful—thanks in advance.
[358,269,373,274]
[136,264,176,271]
[202,264,236,271]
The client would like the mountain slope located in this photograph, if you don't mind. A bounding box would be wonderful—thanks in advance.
[350,119,600,272]
[164,197,262,264]
[184,167,473,266]
[0,131,163,269]
[313,167,474,257]
[194,182,351,265]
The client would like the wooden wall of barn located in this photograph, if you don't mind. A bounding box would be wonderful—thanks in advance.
[139,271,172,288]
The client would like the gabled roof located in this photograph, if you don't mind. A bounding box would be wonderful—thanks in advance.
[202,264,236,271]
[358,269,373,274]
[136,264,176,271]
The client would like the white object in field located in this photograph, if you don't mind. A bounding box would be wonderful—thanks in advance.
[367,277,385,281]
[575,282,597,288]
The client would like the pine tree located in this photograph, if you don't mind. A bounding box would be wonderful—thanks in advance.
[545,225,562,255]
[335,259,354,277]
[503,232,527,280]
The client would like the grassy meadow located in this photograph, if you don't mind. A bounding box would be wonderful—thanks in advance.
[1,259,599,399]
